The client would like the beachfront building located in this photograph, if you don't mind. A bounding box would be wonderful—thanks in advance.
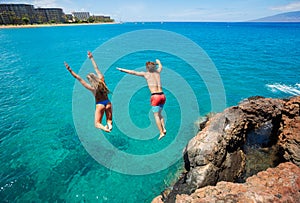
[93,15,113,22]
[0,3,114,25]
[72,12,90,22]
[65,14,73,23]
[35,8,65,24]
[0,4,36,25]
[0,3,65,24]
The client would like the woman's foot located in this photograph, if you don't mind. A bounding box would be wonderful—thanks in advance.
[103,125,111,132]
[96,123,111,132]
[107,123,113,131]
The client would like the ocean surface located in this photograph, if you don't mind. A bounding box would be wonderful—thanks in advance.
[0,22,299,202]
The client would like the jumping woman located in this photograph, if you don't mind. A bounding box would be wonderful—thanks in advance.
[65,51,112,132]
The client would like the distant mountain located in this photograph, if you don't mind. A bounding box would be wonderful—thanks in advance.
[251,11,300,22]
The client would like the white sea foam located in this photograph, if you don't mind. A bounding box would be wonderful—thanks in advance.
[267,83,300,96]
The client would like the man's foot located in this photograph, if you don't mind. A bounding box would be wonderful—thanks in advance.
[163,128,167,134]
[158,133,165,140]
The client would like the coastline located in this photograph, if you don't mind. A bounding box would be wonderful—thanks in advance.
[2,22,299,29]
[0,22,117,29]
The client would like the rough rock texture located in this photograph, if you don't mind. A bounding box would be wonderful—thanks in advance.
[153,96,300,203]
[278,96,300,166]
[175,162,300,203]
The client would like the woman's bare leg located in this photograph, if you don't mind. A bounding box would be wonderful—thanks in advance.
[95,104,110,132]
[105,103,113,130]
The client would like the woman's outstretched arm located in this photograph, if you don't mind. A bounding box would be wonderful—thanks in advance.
[88,51,104,81]
[64,62,94,92]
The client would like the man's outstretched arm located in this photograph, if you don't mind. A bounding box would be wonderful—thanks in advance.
[156,59,162,73]
[117,67,145,77]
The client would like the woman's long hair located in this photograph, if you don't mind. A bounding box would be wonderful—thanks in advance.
[87,73,110,95]
[97,80,110,95]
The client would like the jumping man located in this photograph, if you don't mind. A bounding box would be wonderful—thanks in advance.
[117,59,166,140]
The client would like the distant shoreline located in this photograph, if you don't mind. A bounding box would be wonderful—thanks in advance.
[1,21,299,29]
[0,22,117,29]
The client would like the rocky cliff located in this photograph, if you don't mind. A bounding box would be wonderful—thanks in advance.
[153,96,300,203]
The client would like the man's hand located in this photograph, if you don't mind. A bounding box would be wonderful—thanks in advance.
[156,59,162,73]
[156,59,161,65]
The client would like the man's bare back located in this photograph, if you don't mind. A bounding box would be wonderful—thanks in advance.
[144,71,163,93]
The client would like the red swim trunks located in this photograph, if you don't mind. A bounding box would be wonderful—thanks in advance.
[150,92,166,106]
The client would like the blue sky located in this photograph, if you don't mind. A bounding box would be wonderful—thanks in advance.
[2,0,300,22]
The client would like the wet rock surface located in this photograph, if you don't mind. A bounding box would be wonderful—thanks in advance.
[153,96,300,203]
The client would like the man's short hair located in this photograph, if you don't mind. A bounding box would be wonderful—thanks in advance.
[146,61,156,72]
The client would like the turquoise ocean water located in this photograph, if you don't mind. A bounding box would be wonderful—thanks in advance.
[0,22,299,202]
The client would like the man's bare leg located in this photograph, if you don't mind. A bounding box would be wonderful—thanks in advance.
[154,112,165,140]
[159,113,166,134]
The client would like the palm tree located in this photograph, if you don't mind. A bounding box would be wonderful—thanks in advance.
[22,17,30,24]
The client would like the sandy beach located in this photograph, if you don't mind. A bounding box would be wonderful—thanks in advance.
[0,22,117,29]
